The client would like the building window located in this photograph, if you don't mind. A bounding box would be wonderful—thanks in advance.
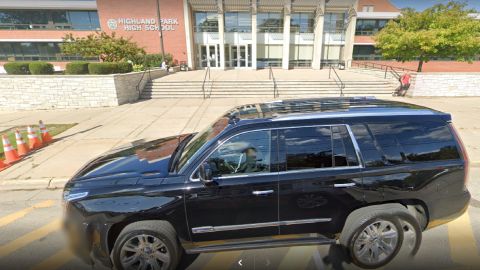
[353,45,382,60]
[0,42,97,61]
[355,19,389,35]
[322,45,344,66]
[290,13,314,33]
[257,44,282,68]
[257,12,283,33]
[0,10,100,30]
[289,44,313,67]
[362,5,375,12]
[225,12,251,33]
[194,12,218,32]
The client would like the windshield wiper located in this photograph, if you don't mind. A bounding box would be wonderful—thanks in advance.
[168,134,194,173]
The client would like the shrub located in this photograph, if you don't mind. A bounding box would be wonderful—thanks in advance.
[143,53,174,67]
[88,62,133,74]
[29,62,54,75]
[4,62,30,75]
[65,61,90,74]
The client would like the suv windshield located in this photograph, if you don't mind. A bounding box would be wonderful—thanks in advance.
[176,116,230,172]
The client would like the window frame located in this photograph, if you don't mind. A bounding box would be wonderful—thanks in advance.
[189,124,364,182]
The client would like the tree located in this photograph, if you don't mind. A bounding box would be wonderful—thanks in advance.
[375,1,480,72]
[61,32,146,62]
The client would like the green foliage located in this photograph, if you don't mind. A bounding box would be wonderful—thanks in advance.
[133,64,144,72]
[29,62,54,75]
[61,32,146,62]
[375,1,480,72]
[4,62,30,75]
[65,61,90,74]
[129,53,175,67]
[88,62,133,74]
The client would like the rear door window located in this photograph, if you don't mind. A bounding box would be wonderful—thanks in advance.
[282,125,359,171]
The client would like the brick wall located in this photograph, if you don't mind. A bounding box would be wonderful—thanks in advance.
[96,0,187,64]
[409,73,480,97]
[358,0,400,12]
[0,69,168,110]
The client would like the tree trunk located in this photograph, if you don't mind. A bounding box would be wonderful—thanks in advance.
[417,60,424,72]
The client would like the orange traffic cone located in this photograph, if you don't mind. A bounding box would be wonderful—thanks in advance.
[15,129,29,156]
[2,135,20,164]
[27,126,42,149]
[39,120,52,143]
[0,158,8,171]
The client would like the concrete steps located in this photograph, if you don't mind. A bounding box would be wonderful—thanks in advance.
[140,78,398,99]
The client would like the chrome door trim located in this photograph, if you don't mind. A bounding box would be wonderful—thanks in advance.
[192,218,332,234]
[334,183,356,188]
[252,190,274,195]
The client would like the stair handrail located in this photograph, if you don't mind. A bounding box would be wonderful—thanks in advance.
[329,65,345,97]
[202,67,211,99]
[136,65,152,98]
[269,66,278,98]
[352,61,416,73]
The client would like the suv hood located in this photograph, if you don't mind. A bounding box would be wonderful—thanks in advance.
[70,134,190,184]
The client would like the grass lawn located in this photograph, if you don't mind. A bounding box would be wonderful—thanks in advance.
[0,124,76,159]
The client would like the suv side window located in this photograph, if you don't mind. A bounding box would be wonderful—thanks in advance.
[351,121,460,167]
[205,130,271,177]
[282,125,359,171]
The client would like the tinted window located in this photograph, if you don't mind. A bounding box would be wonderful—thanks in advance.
[283,125,358,171]
[206,130,271,177]
[351,121,460,167]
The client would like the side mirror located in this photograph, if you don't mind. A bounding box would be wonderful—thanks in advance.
[198,162,213,184]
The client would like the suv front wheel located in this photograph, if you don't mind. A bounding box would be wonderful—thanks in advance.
[112,221,181,270]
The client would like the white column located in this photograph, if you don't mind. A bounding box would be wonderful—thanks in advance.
[251,13,257,69]
[344,15,356,68]
[217,0,225,69]
[282,9,291,70]
[312,0,326,70]
[183,0,194,69]
[344,0,358,68]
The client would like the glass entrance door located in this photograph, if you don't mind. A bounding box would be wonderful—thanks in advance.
[227,44,252,68]
[197,44,220,68]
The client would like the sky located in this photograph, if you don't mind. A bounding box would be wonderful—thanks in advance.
[390,0,480,11]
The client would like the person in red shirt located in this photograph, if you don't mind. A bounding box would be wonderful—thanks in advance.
[401,72,411,90]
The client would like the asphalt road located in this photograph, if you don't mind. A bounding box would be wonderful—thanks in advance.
[0,169,479,270]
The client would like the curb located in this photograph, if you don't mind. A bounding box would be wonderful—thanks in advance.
[0,178,69,191]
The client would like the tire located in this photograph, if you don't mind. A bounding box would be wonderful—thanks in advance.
[340,204,407,269]
[111,221,181,270]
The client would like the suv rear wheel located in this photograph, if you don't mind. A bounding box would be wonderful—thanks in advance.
[112,221,181,270]
[340,204,414,269]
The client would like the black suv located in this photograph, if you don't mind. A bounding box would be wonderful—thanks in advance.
[63,97,470,270]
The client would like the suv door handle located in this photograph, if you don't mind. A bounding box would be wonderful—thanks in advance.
[252,190,274,196]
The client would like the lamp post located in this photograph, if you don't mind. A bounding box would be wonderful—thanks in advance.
[156,0,166,61]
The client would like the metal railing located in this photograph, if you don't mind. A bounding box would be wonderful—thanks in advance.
[352,61,416,73]
[202,67,211,99]
[136,66,151,98]
[269,66,278,98]
[329,65,345,97]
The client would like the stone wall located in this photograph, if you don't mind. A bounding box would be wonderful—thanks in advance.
[0,69,168,110]
[409,73,480,97]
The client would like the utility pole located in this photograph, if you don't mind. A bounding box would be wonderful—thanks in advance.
[156,0,166,60]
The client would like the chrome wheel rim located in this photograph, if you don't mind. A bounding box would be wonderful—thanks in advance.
[353,220,399,266]
[120,234,170,270]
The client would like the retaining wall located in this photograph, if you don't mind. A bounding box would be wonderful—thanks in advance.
[0,69,168,110]
[409,73,480,97]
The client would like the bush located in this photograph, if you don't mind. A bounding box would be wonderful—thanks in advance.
[65,61,90,74]
[143,53,174,67]
[29,62,54,75]
[4,62,30,75]
[88,62,133,74]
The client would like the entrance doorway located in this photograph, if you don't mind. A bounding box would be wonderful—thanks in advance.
[197,44,220,68]
[226,44,252,68]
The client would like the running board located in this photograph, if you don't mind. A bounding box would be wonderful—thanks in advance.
[185,237,336,254]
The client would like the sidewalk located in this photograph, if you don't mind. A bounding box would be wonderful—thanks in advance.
[1,96,479,190]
